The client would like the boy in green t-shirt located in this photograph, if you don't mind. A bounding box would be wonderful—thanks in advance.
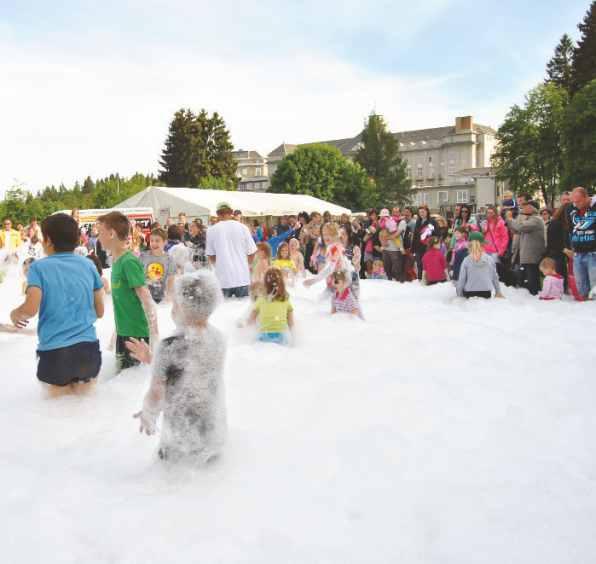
[97,211,159,371]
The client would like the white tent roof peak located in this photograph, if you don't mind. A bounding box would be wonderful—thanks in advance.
[115,186,351,218]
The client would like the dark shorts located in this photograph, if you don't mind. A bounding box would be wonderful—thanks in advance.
[116,335,149,371]
[463,290,492,299]
[222,286,249,298]
[37,341,101,386]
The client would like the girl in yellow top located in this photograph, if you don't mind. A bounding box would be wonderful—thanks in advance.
[271,242,296,274]
[249,267,294,345]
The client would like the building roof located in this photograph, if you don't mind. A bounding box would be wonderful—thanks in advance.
[275,121,498,158]
[303,136,361,155]
[267,143,297,158]
[232,150,265,161]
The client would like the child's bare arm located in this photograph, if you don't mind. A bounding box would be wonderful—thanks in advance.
[134,378,165,435]
[287,310,294,330]
[135,286,159,341]
[247,308,258,325]
[10,287,42,328]
[94,288,105,319]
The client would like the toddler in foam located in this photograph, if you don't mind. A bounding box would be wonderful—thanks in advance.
[128,269,227,464]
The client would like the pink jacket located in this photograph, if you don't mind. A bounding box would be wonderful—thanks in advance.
[539,274,564,300]
[483,218,509,256]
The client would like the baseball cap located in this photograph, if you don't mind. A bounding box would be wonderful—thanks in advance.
[468,231,486,244]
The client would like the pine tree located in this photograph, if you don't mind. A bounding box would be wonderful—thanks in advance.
[571,1,596,94]
[206,112,236,182]
[546,34,575,93]
[82,176,95,194]
[159,108,236,188]
[355,114,412,205]
[159,109,195,186]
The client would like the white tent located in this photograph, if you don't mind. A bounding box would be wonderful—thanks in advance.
[115,186,351,224]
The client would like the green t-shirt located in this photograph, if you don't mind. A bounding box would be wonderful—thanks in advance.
[254,297,293,333]
[111,251,150,337]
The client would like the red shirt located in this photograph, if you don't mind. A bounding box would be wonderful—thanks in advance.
[422,247,447,282]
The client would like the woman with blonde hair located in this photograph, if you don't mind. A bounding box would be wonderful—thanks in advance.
[456,232,503,299]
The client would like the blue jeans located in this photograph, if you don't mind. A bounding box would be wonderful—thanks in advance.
[573,252,596,298]
[222,285,249,298]
[258,332,288,345]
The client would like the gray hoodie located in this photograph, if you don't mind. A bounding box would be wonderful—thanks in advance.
[456,254,501,296]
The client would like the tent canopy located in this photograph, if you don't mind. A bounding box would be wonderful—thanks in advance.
[115,187,351,222]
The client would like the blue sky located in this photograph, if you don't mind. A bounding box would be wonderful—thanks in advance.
[0,0,590,194]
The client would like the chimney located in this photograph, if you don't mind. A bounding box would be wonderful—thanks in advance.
[455,116,473,133]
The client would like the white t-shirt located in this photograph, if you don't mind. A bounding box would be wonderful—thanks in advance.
[206,220,257,289]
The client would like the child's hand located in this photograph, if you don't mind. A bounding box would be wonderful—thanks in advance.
[495,293,505,299]
[10,310,29,329]
[133,410,156,435]
[303,278,316,288]
[126,338,153,364]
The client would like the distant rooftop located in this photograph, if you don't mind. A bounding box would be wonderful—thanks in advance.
[232,150,265,160]
[272,117,497,157]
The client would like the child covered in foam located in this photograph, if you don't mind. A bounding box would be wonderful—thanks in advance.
[127,269,227,464]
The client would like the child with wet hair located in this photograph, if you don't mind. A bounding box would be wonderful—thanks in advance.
[304,233,357,300]
[248,267,294,345]
[127,269,227,464]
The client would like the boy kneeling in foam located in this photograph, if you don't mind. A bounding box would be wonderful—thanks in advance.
[127,270,227,464]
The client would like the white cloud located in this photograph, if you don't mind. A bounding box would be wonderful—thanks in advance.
[0,24,512,197]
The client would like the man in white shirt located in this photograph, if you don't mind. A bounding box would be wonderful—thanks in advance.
[206,202,257,297]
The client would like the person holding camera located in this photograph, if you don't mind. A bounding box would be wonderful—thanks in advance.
[505,200,545,296]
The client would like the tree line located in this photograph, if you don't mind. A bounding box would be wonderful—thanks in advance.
[493,1,596,206]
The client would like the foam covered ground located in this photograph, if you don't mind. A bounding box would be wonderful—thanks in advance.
[1,264,595,564]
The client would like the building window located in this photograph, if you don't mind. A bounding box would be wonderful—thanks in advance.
[428,156,432,163]
[406,166,411,179]
[438,191,448,204]
[242,168,248,176]
[255,167,261,177]
[456,190,469,203]
[417,165,423,178]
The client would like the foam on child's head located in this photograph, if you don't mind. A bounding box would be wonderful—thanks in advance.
[175,269,222,320]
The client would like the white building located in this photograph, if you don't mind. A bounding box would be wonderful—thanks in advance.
[266,116,503,212]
